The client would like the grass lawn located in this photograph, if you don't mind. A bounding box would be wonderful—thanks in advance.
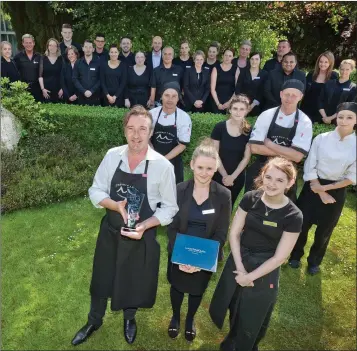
[2,188,356,350]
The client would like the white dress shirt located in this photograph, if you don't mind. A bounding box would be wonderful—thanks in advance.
[249,107,313,155]
[152,51,162,69]
[150,106,192,144]
[303,129,356,184]
[88,145,179,225]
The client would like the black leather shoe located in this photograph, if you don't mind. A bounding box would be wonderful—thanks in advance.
[168,316,180,339]
[71,323,99,346]
[185,320,196,342]
[124,318,137,344]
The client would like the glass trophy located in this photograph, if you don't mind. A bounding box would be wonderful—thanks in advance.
[122,192,146,233]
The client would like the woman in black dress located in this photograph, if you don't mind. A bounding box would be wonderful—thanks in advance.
[210,157,303,351]
[1,41,20,83]
[289,102,356,275]
[100,44,127,107]
[124,51,151,108]
[211,95,251,209]
[60,45,79,104]
[183,50,211,113]
[39,38,63,103]
[211,48,239,114]
[167,138,231,342]
[235,52,268,117]
[300,51,338,123]
[318,59,356,125]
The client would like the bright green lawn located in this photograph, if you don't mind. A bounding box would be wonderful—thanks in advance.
[2,190,356,350]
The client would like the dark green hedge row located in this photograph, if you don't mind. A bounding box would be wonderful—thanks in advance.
[46,104,335,164]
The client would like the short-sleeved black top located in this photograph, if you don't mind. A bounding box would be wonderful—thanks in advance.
[239,190,303,252]
[211,121,250,174]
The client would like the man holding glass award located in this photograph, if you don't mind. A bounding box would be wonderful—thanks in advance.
[71,106,178,346]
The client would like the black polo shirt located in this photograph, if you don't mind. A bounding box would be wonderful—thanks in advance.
[150,63,184,100]
[60,41,83,60]
[72,56,101,94]
[93,48,109,63]
[13,50,41,83]
[119,52,135,67]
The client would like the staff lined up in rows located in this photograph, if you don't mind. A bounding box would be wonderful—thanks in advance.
[2,29,356,123]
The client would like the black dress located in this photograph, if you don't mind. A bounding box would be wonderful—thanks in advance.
[203,60,220,73]
[300,71,339,123]
[211,121,250,207]
[1,57,20,83]
[235,68,268,116]
[167,196,215,295]
[125,66,151,106]
[210,190,303,351]
[212,64,236,114]
[100,61,127,107]
[39,55,63,103]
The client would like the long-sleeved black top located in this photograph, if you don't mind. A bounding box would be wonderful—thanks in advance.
[72,56,101,94]
[263,57,281,72]
[119,52,136,67]
[60,41,83,61]
[13,51,41,83]
[100,61,127,98]
[1,57,21,83]
[94,48,109,63]
[183,66,211,110]
[61,61,78,100]
[263,67,306,110]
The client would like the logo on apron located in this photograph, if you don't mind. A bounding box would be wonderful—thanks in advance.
[271,135,290,146]
[155,131,175,143]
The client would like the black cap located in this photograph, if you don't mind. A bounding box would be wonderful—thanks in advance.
[281,79,305,93]
[337,102,357,115]
[162,81,181,97]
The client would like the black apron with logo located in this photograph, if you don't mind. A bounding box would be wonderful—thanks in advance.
[90,160,160,311]
[209,197,281,351]
[151,108,184,184]
[245,107,299,202]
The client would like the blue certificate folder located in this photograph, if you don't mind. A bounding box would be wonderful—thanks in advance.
[171,233,220,272]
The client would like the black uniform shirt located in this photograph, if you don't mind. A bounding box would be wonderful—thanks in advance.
[239,190,303,252]
[150,64,184,100]
[263,57,281,72]
[1,57,21,83]
[173,57,194,71]
[94,48,109,63]
[13,50,41,83]
[119,52,136,67]
[72,56,101,94]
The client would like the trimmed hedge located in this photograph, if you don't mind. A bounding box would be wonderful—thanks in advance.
[2,104,335,213]
[45,104,335,164]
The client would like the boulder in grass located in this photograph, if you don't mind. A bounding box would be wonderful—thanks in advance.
[0,105,22,151]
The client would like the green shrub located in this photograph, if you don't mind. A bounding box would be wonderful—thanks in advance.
[0,78,56,136]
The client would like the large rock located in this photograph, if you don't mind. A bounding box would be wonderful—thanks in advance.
[1,105,22,151]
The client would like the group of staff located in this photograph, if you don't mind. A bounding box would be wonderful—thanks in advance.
[2,25,357,122]
[1,25,356,351]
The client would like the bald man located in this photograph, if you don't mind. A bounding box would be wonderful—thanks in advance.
[145,36,163,75]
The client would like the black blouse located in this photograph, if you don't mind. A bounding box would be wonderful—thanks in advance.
[125,66,151,106]
[1,57,21,83]
[100,61,127,98]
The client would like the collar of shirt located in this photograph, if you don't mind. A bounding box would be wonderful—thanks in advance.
[332,129,355,142]
[153,51,161,56]
[118,144,157,168]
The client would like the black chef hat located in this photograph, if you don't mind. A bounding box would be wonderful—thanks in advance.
[337,102,357,115]
[281,79,305,93]
[162,81,181,97]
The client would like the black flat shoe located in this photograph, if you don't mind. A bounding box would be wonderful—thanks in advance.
[71,323,99,346]
[124,318,137,344]
[168,316,180,339]
[185,320,196,342]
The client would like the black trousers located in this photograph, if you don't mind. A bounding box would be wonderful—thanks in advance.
[78,94,101,106]
[87,295,137,327]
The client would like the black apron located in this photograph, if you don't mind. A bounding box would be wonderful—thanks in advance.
[151,108,184,184]
[297,178,347,227]
[90,159,160,311]
[209,197,282,351]
[245,107,299,202]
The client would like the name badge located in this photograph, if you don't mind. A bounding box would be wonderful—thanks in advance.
[202,209,215,215]
[33,61,38,64]
[343,88,350,91]
[172,73,178,76]
[204,67,210,70]
[90,68,96,71]
[185,65,191,68]
[263,220,277,227]
[253,76,260,80]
